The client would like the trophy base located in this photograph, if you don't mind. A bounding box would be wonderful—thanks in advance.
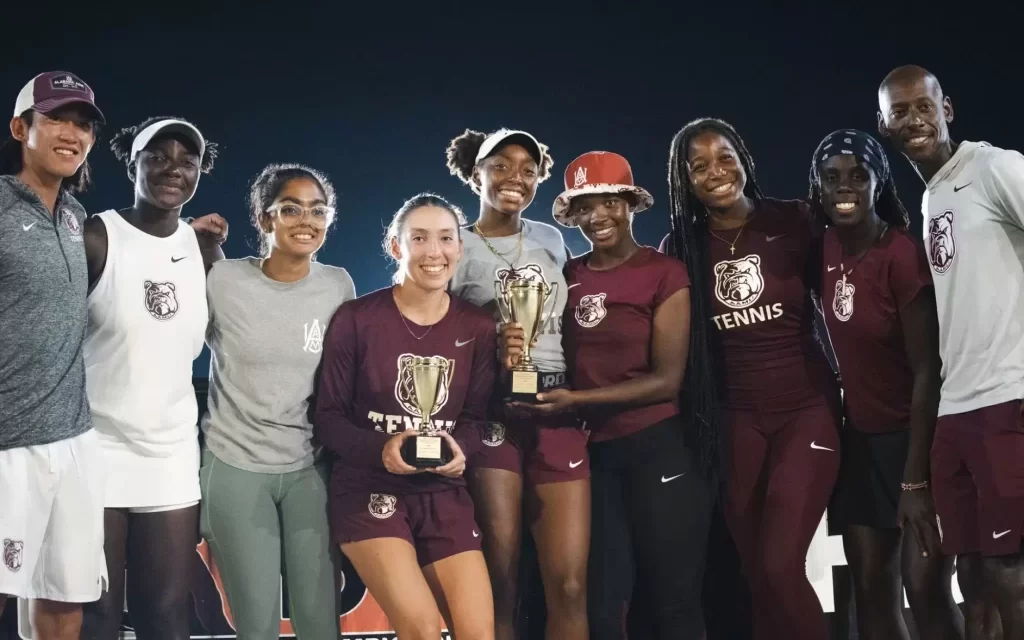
[401,434,452,469]
[505,368,540,403]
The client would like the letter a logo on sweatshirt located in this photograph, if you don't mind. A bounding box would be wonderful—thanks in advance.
[303,319,324,354]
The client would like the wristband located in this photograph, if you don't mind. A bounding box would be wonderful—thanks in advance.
[900,480,929,491]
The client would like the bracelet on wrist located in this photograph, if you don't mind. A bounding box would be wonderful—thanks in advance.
[900,480,930,491]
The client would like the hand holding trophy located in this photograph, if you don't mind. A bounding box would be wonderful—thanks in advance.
[495,277,558,403]
[400,356,454,468]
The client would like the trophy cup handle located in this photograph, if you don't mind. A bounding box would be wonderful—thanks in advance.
[540,282,560,326]
[494,281,513,324]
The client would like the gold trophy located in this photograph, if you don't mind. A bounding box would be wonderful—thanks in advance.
[495,278,558,403]
[401,356,453,468]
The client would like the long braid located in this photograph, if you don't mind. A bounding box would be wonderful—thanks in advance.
[665,117,764,486]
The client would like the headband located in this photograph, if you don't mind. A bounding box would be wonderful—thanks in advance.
[810,129,889,192]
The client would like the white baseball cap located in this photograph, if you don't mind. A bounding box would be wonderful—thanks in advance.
[130,119,206,161]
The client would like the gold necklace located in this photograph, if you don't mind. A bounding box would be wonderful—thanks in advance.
[708,216,752,256]
[473,220,524,270]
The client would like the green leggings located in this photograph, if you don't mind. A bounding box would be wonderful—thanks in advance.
[199,449,340,640]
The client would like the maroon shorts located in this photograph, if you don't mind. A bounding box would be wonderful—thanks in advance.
[332,486,481,566]
[473,420,590,484]
[474,372,590,484]
[932,399,1024,556]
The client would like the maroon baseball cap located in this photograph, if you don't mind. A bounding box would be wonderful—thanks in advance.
[13,71,105,124]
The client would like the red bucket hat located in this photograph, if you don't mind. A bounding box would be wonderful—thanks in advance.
[552,151,653,227]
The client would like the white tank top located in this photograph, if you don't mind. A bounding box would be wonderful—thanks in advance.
[84,209,207,457]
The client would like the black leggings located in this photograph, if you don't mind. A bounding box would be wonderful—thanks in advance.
[588,416,714,640]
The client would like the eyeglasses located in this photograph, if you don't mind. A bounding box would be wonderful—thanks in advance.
[266,203,335,228]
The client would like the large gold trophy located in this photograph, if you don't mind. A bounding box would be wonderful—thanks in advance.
[400,356,453,467]
[495,278,558,402]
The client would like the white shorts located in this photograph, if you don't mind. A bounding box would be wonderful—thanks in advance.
[98,432,200,509]
[0,429,107,602]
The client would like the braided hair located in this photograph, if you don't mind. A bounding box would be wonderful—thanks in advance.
[665,117,764,484]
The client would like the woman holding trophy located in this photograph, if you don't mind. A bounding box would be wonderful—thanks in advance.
[447,128,591,640]
[314,193,498,640]
[504,151,716,639]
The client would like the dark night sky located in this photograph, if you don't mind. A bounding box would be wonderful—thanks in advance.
[4,5,1019,376]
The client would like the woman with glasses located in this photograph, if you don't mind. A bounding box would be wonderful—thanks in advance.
[199,163,355,640]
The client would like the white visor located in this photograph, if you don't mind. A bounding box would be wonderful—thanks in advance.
[130,119,206,162]
[475,129,542,165]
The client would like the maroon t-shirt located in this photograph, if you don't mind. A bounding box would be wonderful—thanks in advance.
[821,226,932,433]
[704,198,834,412]
[563,247,690,442]
[314,288,497,495]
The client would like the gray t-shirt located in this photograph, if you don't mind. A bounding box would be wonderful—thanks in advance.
[202,257,356,473]
[451,218,569,373]
[0,175,91,450]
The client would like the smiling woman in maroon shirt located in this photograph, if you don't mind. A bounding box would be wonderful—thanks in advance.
[515,151,715,639]
[314,193,498,639]
[810,129,961,640]
[663,118,840,640]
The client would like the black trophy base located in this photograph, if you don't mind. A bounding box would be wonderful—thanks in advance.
[401,434,452,468]
[505,368,540,403]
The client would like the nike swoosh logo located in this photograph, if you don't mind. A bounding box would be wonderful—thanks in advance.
[171,256,187,263]
[765,234,784,242]
[567,283,582,289]
[472,530,479,538]
[455,338,475,347]
[827,266,837,272]
[953,182,972,192]
[569,459,583,469]
[661,473,686,483]
[22,222,37,231]
[993,529,1012,539]
[810,441,834,451]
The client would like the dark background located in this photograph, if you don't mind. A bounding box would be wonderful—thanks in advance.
[2,3,1019,638]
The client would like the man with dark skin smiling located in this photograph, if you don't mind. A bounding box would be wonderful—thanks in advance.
[879,64,1024,639]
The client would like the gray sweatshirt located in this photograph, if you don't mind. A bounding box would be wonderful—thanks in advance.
[0,175,91,450]
[202,257,356,473]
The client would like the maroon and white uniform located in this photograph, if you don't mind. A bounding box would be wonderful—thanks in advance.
[920,141,1024,556]
[564,246,689,441]
[314,288,497,565]
[821,226,933,433]
[702,198,840,639]
[821,226,934,530]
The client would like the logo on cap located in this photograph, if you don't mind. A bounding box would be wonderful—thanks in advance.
[50,74,87,93]
[573,167,588,188]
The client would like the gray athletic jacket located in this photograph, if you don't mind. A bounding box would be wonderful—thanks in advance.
[0,175,91,450]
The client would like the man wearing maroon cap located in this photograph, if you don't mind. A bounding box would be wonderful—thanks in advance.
[0,71,107,640]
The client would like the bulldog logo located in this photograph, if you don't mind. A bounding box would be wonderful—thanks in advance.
[394,354,454,419]
[575,293,607,328]
[61,208,81,236]
[496,263,547,289]
[3,539,23,572]
[713,254,765,309]
[368,494,397,520]
[928,210,956,275]
[832,278,855,322]
[144,281,178,320]
[483,422,506,447]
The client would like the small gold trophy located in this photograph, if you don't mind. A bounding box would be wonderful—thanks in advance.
[401,356,453,468]
[495,278,558,402]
